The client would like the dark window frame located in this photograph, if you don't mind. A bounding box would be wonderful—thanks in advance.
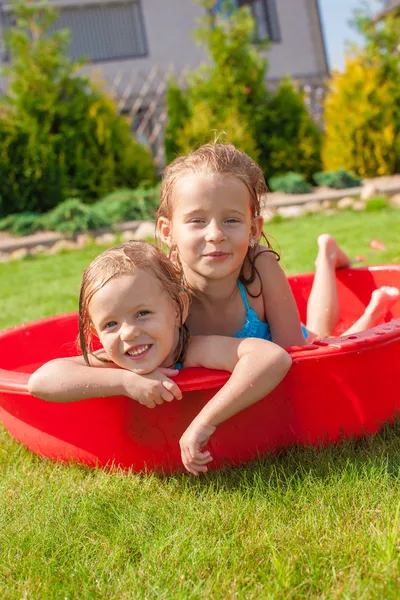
[1,0,149,64]
[239,0,281,43]
[211,0,281,43]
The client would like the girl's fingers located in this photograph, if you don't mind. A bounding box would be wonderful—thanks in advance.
[160,389,174,403]
[191,464,209,475]
[182,449,193,471]
[190,452,213,464]
[188,446,211,460]
[162,380,182,400]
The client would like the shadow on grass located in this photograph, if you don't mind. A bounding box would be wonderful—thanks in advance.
[162,418,400,494]
[3,417,400,494]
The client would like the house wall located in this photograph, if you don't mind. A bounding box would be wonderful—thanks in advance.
[0,0,329,165]
[0,0,329,88]
[84,0,328,84]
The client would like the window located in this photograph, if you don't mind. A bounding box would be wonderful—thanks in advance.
[1,1,148,63]
[212,0,281,43]
[239,0,281,42]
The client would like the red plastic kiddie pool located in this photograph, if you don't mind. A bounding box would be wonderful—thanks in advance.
[1,265,400,473]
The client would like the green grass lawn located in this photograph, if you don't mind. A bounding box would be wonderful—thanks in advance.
[1,208,400,599]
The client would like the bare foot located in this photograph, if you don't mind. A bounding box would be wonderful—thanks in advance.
[316,234,352,269]
[365,287,400,323]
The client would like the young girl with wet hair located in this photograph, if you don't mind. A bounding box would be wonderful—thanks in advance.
[157,143,399,344]
[29,241,292,475]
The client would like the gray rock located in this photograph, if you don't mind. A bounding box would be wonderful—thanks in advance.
[389,193,400,209]
[261,207,277,222]
[352,200,366,211]
[131,221,156,240]
[321,199,332,210]
[360,182,378,202]
[95,233,116,246]
[10,248,29,260]
[76,233,92,249]
[277,205,306,218]
[49,240,77,254]
[337,197,354,210]
[121,230,137,243]
[304,201,323,214]
[30,245,48,255]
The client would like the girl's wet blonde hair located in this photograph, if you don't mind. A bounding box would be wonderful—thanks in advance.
[157,142,279,297]
[78,241,189,366]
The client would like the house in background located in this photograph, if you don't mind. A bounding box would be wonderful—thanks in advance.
[0,0,329,165]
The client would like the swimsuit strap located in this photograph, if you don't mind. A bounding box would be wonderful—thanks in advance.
[237,280,251,312]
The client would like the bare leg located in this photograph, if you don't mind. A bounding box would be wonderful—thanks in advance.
[343,287,400,335]
[306,234,352,338]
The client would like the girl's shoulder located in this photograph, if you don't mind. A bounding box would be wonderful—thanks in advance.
[255,245,278,259]
[244,246,282,295]
[183,335,241,372]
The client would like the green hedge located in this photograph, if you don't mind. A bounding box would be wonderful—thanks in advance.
[313,168,361,190]
[0,2,156,218]
[0,186,160,237]
[268,172,312,194]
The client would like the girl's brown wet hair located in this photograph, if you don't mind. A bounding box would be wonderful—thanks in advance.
[78,241,189,367]
[157,142,279,297]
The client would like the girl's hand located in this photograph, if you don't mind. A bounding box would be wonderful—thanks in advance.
[179,422,216,475]
[121,368,182,408]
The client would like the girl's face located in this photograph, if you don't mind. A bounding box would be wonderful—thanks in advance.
[158,174,263,283]
[89,269,188,374]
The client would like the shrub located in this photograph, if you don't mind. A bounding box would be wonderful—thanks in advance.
[166,4,321,180]
[176,102,260,161]
[166,3,263,162]
[0,2,156,217]
[0,212,43,236]
[323,14,400,177]
[257,79,322,181]
[365,194,389,212]
[41,199,108,236]
[165,78,191,164]
[268,172,312,194]
[313,168,361,189]
[323,57,399,178]
[93,186,160,225]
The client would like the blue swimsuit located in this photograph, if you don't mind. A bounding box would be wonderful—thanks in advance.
[234,281,308,341]
[176,281,308,367]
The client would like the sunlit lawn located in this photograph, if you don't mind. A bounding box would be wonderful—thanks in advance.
[1,208,400,599]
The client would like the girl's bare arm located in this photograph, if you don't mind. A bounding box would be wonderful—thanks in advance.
[28,355,181,407]
[256,250,307,348]
[185,335,291,427]
[179,335,292,474]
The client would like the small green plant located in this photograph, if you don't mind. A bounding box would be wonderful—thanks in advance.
[0,185,161,237]
[41,198,108,235]
[132,186,160,220]
[365,194,389,212]
[0,212,44,236]
[93,185,160,225]
[313,168,362,189]
[268,172,312,194]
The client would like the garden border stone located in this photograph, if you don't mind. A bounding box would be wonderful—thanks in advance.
[266,177,400,208]
[0,177,399,257]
